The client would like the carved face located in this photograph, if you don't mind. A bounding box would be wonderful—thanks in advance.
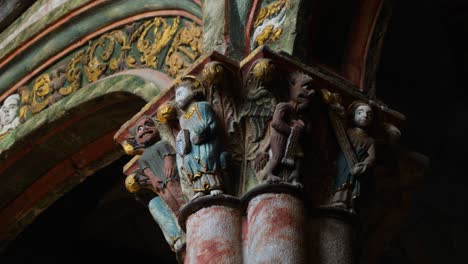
[353,104,373,128]
[290,72,315,111]
[2,94,20,125]
[135,116,159,146]
[175,85,194,110]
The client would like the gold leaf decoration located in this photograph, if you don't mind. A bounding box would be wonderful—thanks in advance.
[165,21,202,77]
[15,16,202,123]
[252,0,290,49]
[30,74,51,114]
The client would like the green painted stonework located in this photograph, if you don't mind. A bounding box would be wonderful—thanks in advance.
[0,74,159,153]
[0,0,201,95]
[267,0,302,55]
[0,74,160,210]
[0,0,94,60]
[202,0,227,54]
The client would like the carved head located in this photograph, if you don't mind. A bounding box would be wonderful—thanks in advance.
[156,102,178,124]
[289,71,315,111]
[348,101,374,128]
[135,116,159,146]
[1,94,20,125]
[175,77,204,110]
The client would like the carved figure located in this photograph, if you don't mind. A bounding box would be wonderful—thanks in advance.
[0,94,21,135]
[125,174,185,252]
[202,61,237,135]
[258,71,315,186]
[241,59,278,145]
[174,78,227,200]
[227,59,279,191]
[330,101,376,210]
[133,115,185,213]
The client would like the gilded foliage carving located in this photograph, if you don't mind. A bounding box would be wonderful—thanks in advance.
[252,0,290,49]
[165,21,202,77]
[16,16,202,123]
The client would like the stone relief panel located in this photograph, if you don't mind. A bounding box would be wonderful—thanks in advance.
[3,16,202,138]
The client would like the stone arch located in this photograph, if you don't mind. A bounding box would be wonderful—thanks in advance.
[0,71,172,248]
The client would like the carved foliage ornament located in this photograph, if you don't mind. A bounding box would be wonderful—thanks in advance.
[251,0,290,50]
[15,16,202,123]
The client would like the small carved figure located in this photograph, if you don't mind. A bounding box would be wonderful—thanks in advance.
[257,71,315,186]
[0,94,21,136]
[241,59,278,144]
[125,174,185,252]
[202,61,237,135]
[134,115,185,213]
[330,101,376,210]
[174,77,227,200]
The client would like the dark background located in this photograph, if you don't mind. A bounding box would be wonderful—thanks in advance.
[1,0,468,263]
[377,0,468,262]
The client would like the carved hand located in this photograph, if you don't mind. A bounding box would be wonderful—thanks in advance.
[164,155,176,180]
[135,172,152,189]
[292,119,305,130]
[254,152,270,172]
[351,162,369,176]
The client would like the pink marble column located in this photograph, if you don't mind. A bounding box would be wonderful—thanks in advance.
[181,196,242,264]
[246,191,305,263]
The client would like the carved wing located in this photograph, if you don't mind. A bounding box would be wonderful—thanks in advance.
[240,86,277,143]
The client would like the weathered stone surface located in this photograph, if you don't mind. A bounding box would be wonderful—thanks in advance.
[246,192,305,263]
[0,0,92,59]
[202,0,227,54]
[185,205,242,264]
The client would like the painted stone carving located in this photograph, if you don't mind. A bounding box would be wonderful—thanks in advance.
[256,71,315,186]
[148,196,186,251]
[241,59,277,147]
[329,100,376,210]
[252,0,290,49]
[125,174,185,252]
[202,61,237,135]
[174,77,228,200]
[155,102,194,200]
[0,94,21,136]
[219,58,279,193]
[133,115,186,213]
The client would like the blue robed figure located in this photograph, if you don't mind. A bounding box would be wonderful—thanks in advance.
[174,79,226,200]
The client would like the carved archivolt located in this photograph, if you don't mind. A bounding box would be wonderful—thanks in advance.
[14,16,202,125]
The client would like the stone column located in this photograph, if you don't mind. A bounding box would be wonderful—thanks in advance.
[244,184,305,264]
[308,207,356,264]
[179,195,242,264]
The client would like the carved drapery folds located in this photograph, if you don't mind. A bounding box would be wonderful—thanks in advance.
[115,46,427,262]
[9,16,202,129]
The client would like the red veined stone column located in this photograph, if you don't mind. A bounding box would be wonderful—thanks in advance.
[179,195,242,264]
[244,184,305,263]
